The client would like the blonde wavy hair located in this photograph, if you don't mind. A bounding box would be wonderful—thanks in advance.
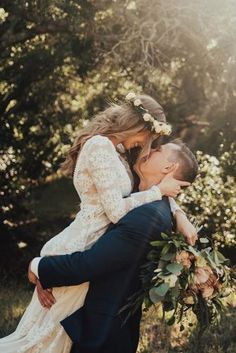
[61,94,167,176]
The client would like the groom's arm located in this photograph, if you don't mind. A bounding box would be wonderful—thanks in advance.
[38,201,172,289]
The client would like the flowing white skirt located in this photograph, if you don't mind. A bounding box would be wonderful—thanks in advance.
[0,282,89,353]
[0,213,109,353]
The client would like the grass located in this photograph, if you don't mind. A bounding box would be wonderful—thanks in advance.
[0,281,33,337]
[138,295,236,353]
[1,279,235,352]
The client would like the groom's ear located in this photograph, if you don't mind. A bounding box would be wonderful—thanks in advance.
[162,162,177,175]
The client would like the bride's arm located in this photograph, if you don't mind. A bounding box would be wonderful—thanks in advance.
[169,198,198,245]
[82,136,163,224]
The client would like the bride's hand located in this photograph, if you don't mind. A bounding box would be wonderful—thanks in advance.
[36,280,56,309]
[175,211,198,246]
[28,261,37,285]
[158,165,190,198]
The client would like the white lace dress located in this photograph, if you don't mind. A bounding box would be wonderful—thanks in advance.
[0,135,174,353]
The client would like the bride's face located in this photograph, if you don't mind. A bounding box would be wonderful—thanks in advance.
[122,131,151,150]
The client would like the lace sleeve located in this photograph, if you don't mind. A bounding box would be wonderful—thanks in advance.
[169,197,186,216]
[84,136,162,224]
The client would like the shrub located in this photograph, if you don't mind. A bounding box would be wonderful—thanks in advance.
[179,147,235,250]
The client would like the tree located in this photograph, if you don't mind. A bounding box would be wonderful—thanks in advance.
[0,0,235,248]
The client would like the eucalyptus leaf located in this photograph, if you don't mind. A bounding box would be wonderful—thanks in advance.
[188,245,199,257]
[160,233,170,240]
[161,252,175,261]
[153,283,170,297]
[215,250,227,263]
[161,244,170,256]
[151,240,167,247]
[212,250,220,266]
[173,240,182,247]
[206,252,217,266]
[166,263,183,274]
[149,288,164,304]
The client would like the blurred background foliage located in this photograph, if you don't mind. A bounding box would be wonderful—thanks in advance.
[0,0,235,270]
[0,1,235,350]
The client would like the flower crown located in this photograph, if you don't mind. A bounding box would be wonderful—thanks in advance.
[125,92,172,135]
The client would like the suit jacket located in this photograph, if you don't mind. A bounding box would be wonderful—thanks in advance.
[38,198,172,353]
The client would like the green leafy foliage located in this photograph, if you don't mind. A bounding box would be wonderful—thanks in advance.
[178,150,236,250]
[0,1,235,256]
[166,263,183,275]
[125,231,235,333]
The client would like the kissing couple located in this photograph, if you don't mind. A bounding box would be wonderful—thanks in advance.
[0,93,198,353]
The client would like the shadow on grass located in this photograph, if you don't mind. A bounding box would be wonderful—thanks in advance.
[0,281,33,337]
[1,284,235,352]
[138,296,236,353]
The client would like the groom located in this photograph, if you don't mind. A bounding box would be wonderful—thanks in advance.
[29,140,198,353]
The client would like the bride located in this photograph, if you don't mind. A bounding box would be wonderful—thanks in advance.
[0,93,197,353]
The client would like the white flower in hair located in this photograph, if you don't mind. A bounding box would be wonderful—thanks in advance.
[163,124,172,135]
[125,92,172,136]
[133,99,142,106]
[143,113,152,121]
[126,92,136,100]
[153,120,160,128]
[153,121,162,133]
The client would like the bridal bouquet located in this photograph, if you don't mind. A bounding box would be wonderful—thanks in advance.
[123,231,235,332]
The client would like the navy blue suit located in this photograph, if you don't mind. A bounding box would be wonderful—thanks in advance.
[38,198,172,353]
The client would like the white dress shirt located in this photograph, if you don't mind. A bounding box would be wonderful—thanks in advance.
[30,257,41,278]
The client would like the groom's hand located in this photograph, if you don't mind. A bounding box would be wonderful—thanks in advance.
[36,280,56,309]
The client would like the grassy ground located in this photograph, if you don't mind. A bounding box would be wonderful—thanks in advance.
[138,296,236,353]
[0,281,32,337]
[0,279,235,352]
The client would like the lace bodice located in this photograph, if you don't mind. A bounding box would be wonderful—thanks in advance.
[41,135,163,255]
[73,135,162,224]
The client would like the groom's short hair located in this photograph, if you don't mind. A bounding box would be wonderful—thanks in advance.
[169,139,198,183]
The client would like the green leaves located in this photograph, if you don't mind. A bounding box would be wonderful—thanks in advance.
[149,288,163,304]
[128,222,234,334]
[149,283,170,303]
[160,253,175,261]
[212,250,227,264]
[187,246,199,257]
[155,283,170,297]
[166,263,183,274]
[150,240,168,247]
